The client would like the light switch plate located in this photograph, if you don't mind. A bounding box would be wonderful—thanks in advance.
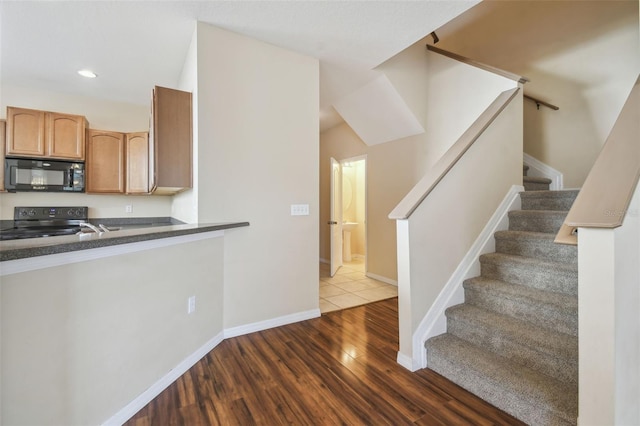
[188,295,196,314]
[291,204,310,216]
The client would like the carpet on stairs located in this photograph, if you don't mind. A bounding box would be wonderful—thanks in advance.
[425,174,579,426]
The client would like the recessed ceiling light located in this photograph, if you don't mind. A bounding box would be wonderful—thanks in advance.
[77,69,97,78]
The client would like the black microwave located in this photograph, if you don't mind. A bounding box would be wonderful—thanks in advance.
[4,158,85,192]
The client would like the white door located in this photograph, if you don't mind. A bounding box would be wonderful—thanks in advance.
[330,157,343,277]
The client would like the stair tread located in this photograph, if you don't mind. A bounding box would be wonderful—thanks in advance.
[464,276,578,336]
[523,176,552,184]
[510,209,569,216]
[480,252,578,272]
[427,334,577,424]
[446,304,577,359]
[494,230,578,263]
[520,189,580,199]
[464,276,577,310]
[495,229,556,241]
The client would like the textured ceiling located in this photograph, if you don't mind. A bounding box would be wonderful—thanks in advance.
[0,1,478,126]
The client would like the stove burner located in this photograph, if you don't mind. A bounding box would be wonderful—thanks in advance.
[0,206,89,241]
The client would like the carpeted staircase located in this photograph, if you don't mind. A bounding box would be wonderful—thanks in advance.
[425,166,579,425]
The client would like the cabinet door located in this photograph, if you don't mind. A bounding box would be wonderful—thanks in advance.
[6,107,46,157]
[126,132,149,194]
[152,86,192,192]
[86,130,125,193]
[47,112,86,160]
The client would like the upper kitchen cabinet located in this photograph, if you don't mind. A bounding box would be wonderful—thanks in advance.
[6,107,87,160]
[86,130,150,194]
[86,129,125,193]
[6,107,45,157]
[47,112,87,159]
[150,86,192,194]
[125,132,150,194]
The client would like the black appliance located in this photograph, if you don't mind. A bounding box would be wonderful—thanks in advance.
[0,206,89,240]
[4,158,85,192]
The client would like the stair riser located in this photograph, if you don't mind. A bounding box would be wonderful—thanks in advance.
[464,287,578,336]
[521,197,577,211]
[426,342,575,426]
[495,237,577,264]
[509,212,567,233]
[480,260,578,296]
[524,181,550,191]
[446,315,578,386]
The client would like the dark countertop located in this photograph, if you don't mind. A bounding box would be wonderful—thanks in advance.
[0,221,249,262]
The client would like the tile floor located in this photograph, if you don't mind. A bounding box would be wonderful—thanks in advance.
[319,258,398,313]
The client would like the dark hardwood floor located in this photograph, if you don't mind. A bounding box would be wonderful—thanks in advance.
[125,298,525,425]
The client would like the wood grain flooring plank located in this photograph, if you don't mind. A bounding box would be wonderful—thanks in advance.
[124,298,525,426]
[261,325,374,425]
[288,316,430,423]
[283,330,416,425]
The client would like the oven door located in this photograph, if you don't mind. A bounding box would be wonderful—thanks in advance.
[4,158,85,192]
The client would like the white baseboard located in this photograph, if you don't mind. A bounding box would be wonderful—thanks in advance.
[104,308,320,425]
[102,331,225,426]
[224,309,321,339]
[412,185,524,369]
[524,153,563,190]
[366,272,398,286]
[397,351,421,372]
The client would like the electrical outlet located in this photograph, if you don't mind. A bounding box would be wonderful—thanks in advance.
[188,296,196,314]
[125,205,133,213]
[291,204,310,216]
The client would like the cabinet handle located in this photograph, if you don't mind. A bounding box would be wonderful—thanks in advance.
[327,221,338,225]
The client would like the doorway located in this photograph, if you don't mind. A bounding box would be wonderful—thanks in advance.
[320,156,397,314]
[340,156,367,270]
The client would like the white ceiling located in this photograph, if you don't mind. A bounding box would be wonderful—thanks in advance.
[0,0,478,130]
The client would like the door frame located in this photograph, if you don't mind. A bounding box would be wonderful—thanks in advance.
[329,157,343,277]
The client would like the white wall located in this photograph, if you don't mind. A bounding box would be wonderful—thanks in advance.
[437,0,639,188]
[396,91,522,366]
[194,23,319,328]
[172,25,199,224]
[1,237,224,426]
[578,182,640,426]
[0,85,172,219]
[320,39,519,282]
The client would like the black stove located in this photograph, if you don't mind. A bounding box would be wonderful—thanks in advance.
[0,207,88,241]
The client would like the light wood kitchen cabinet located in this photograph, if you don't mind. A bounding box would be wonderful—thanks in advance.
[47,112,86,159]
[6,107,45,157]
[86,130,125,193]
[125,132,150,194]
[86,130,150,194]
[150,86,192,194]
[6,107,87,160]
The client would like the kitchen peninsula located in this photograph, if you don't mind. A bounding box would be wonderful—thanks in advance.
[0,220,250,426]
[0,221,249,262]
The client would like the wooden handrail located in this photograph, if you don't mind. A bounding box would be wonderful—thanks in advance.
[389,88,521,220]
[426,45,529,84]
[555,75,640,244]
[524,94,559,111]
